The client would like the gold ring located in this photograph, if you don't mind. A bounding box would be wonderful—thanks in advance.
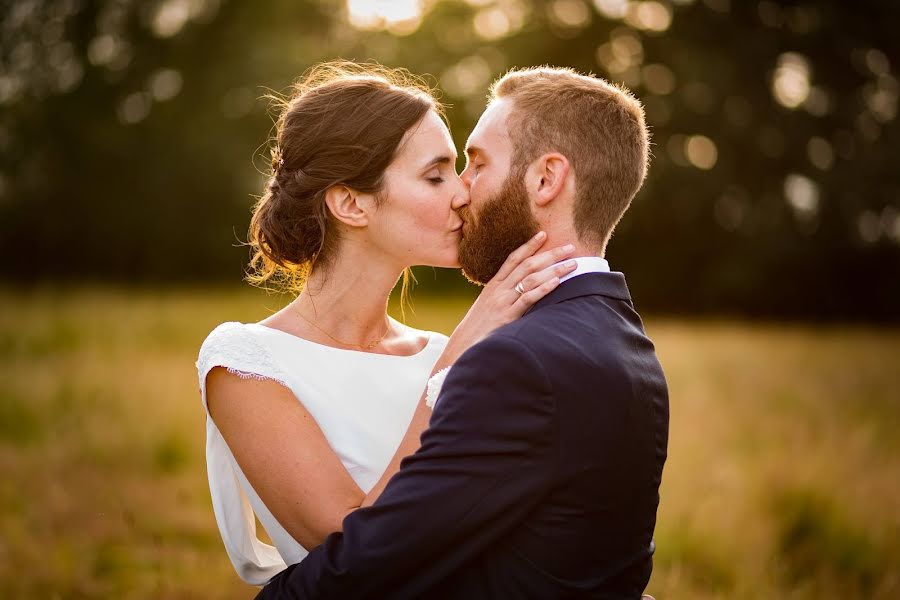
[514,282,526,295]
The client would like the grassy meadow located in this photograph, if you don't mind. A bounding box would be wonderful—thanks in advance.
[1,286,898,599]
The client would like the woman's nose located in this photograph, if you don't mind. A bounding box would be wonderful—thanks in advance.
[451,183,469,210]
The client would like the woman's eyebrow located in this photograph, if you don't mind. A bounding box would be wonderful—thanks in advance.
[421,155,454,170]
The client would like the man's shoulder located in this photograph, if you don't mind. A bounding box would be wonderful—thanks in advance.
[497,293,615,342]
[457,326,544,371]
[476,292,638,367]
[454,306,575,378]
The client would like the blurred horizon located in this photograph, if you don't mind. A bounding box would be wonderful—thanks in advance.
[1,0,898,322]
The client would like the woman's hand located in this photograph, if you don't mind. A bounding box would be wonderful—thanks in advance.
[443,231,577,364]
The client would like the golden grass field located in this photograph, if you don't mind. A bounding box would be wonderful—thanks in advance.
[1,286,898,598]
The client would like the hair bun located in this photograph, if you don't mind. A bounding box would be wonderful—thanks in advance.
[258,173,326,268]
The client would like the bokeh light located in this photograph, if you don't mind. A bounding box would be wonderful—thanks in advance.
[593,0,629,20]
[441,55,493,100]
[118,91,152,125]
[784,173,820,224]
[548,0,593,32]
[473,7,511,40]
[642,63,676,95]
[684,134,718,170]
[803,85,831,116]
[806,137,835,171]
[148,69,183,102]
[624,1,673,32]
[151,0,192,38]
[772,52,811,109]
[346,0,424,35]
[472,0,530,41]
[596,27,644,80]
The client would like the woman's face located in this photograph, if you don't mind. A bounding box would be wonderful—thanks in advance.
[368,110,468,269]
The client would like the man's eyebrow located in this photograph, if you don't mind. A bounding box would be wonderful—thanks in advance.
[465,145,483,158]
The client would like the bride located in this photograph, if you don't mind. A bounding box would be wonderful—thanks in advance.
[196,62,577,585]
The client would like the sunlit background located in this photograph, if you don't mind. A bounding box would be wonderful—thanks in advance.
[1,0,898,598]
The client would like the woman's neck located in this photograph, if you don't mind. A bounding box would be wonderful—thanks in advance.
[291,245,403,347]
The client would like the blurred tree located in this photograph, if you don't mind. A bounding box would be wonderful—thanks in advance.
[1,0,898,320]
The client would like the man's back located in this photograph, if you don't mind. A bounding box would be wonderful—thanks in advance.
[431,272,669,598]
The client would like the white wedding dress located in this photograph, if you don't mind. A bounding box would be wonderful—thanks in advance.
[196,321,448,585]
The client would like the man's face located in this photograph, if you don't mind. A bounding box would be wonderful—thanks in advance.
[458,99,540,284]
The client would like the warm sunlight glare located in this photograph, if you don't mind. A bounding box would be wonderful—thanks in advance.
[346,0,423,34]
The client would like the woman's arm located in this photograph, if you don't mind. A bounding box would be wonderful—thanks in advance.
[206,368,365,549]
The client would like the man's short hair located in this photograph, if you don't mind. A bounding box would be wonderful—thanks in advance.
[490,67,650,251]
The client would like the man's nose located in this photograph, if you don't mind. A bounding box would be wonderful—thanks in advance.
[459,165,473,188]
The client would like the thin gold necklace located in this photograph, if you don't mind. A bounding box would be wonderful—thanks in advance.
[293,306,391,351]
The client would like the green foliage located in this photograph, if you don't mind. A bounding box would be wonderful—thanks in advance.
[1,1,898,319]
[153,431,192,474]
[0,389,44,446]
[654,523,735,592]
[0,319,82,359]
[772,487,886,596]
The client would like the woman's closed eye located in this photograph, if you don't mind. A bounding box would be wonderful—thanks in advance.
[425,169,446,185]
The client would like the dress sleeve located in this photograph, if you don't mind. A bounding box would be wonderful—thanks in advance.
[257,333,558,598]
[196,322,290,411]
[196,322,289,585]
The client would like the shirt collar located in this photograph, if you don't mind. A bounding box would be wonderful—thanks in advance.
[555,256,610,285]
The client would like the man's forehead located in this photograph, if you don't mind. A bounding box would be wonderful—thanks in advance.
[467,99,512,152]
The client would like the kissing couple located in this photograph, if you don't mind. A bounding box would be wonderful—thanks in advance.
[197,61,668,599]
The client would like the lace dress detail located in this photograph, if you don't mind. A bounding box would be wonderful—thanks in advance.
[197,321,289,398]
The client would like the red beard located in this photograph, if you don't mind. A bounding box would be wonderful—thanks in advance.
[458,172,540,285]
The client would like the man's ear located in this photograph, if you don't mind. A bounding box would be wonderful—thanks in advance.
[529,153,571,207]
[324,185,371,228]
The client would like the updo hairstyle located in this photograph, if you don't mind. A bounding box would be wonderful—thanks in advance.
[247,61,442,292]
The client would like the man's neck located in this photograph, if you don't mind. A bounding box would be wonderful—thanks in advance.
[541,232,602,260]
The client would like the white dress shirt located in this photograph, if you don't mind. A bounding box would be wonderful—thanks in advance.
[557,256,611,284]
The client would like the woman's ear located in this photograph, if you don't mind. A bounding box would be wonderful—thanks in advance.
[324,185,371,228]
[529,153,571,207]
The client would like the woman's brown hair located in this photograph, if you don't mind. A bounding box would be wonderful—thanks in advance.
[247,61,442,293]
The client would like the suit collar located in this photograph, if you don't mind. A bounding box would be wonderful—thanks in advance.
[525,272,631,316]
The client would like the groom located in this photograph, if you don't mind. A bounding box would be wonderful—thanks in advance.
[258,67,669,599]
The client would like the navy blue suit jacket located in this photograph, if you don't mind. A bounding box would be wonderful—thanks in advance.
[257,272,669,599]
